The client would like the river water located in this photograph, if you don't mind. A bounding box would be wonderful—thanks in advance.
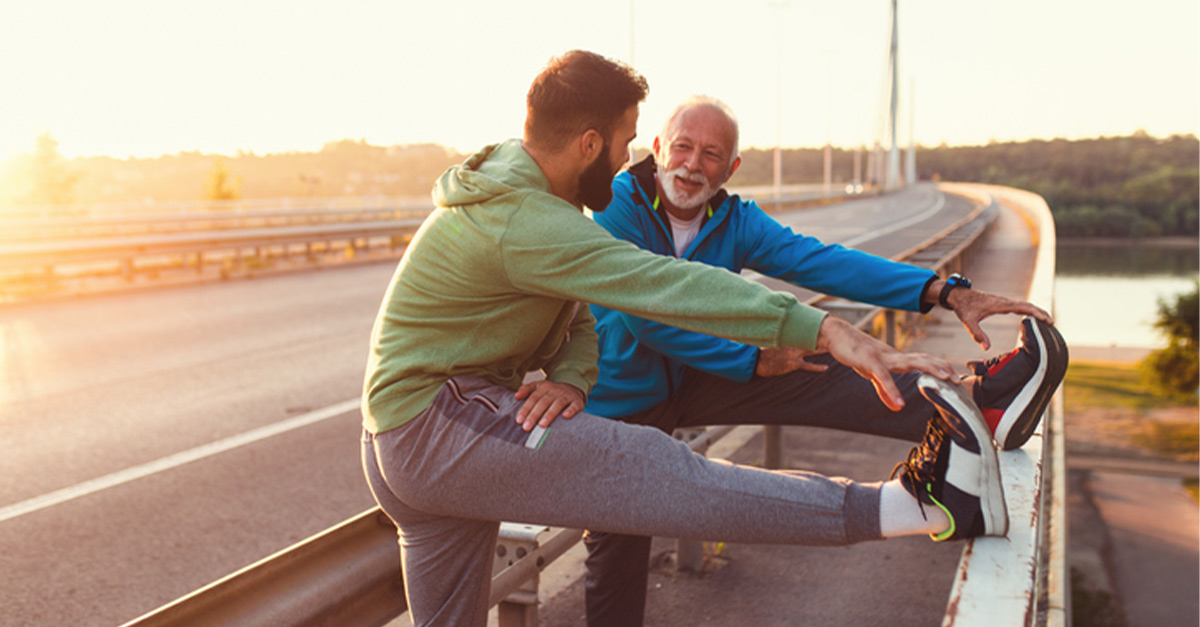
[1054,240,1198,349]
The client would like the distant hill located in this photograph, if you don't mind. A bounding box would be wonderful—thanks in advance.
[4,133,1195,238]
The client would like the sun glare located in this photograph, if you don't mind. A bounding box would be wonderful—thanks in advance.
[0,0,1194,163]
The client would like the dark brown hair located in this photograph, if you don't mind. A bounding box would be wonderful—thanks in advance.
[525,50,648,151]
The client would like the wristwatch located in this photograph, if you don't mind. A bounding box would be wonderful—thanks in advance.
[939,273,972,310]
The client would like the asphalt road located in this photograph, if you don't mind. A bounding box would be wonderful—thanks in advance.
[0,183,974,626]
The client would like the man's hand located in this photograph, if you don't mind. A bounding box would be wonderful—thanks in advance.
[943,287,1053,350]
[514,380,586,431]
[814,315,956,411]
[756,347,830,377]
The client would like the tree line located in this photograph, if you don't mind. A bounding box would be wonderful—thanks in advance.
[5,132,1196,239]
[729,132,1199,239]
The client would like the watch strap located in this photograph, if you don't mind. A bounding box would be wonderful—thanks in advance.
[939,274,971,310]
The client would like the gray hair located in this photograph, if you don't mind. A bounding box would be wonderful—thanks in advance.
[659,95,740,168]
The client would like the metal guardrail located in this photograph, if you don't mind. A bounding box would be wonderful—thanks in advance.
[120,509,405,626]
[0,220,425,273]
[0,204,436,241]
[122,185,1064,626]
[0,190,851,296]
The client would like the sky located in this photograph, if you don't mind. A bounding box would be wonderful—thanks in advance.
[1,0,1197,161]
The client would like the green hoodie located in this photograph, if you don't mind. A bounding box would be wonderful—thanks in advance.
[362,139,828,433]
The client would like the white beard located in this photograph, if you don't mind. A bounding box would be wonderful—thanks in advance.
[658,165,715,210]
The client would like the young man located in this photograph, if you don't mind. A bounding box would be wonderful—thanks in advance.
[581,95,1069,626]
[361,51,1020,627]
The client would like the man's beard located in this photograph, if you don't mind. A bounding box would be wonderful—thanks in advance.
[577,147,616,212]
[658,164,716,210]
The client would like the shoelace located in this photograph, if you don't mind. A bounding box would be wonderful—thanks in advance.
[890,420,949,520]
[969,346,1023,407]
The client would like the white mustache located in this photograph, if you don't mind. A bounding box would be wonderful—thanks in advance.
[664,167,707,185]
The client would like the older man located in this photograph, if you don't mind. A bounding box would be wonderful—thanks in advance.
[582,95,1069,626]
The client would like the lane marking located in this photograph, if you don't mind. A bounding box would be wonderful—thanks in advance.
[0,398,360,523]
[842,190,946,247]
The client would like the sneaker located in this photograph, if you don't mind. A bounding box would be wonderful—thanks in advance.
[970,316,1069,450]
[892,374,1008,541]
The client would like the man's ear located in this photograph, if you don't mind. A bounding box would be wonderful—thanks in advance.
[652,136,662,161]
[579,129,604,163]
[725,156,742,181]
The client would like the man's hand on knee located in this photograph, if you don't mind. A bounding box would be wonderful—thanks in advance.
[514,380,586,431]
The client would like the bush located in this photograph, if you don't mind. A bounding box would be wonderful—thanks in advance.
[1140,344,1199,401]
[1140,281,1199,401]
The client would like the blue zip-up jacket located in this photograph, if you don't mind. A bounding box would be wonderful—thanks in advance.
[586,156,938,418]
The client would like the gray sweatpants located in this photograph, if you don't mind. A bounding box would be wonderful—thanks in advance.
[362,375,884,626]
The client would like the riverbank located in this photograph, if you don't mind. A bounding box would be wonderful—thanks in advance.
[1068,345,1154,363]
[1057,236,1199,247]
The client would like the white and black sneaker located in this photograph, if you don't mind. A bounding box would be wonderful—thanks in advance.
[892,374,1008,541]
[971,316,1070,450]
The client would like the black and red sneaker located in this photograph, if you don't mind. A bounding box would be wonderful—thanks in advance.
[893,374,1008,541]
[971,316,1069,450]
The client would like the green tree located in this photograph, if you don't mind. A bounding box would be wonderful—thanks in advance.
[206,158,241,202]
[1141,280,1199,401]
[25,132,79,205]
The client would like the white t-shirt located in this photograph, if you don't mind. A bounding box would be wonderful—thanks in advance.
[667,210,704,257]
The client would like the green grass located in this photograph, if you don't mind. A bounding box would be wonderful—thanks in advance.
[1064,361,1184,412]
[1066,360,1199,463]
[1131,422,1200,461]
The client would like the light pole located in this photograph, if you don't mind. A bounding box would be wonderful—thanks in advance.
[770,1,790,211]
[886,0,901,190]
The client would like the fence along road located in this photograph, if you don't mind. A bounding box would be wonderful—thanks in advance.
[0,184,1041,626]
[0,187,851,304]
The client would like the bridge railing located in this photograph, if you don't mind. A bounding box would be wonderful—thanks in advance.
[121,184,1066,627]
[937,183,1068,627]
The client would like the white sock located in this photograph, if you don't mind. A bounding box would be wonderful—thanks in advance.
[878,479,951,538]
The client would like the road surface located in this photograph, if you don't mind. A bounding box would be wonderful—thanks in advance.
[0,184,973,625]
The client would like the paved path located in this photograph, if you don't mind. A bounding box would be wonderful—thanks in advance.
[1089,472,1199,627]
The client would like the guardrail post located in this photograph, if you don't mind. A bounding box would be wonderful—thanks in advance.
[494,523,546,627]
[762,425,782,470]
[672,428,708,571]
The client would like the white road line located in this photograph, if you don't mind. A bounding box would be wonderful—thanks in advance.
[0,398,360,523]
[842,190,946,247]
